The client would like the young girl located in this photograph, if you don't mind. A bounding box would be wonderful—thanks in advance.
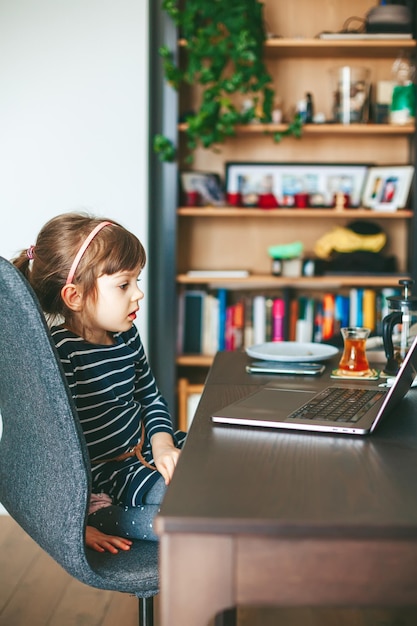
[13,212,186,553]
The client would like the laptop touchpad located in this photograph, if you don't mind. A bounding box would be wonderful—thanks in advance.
[237,387,317,415]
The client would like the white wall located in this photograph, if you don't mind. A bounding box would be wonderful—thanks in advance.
[0,0,149,513]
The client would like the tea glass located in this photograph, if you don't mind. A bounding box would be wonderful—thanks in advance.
[338,327,371,373]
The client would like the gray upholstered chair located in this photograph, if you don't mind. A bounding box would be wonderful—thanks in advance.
[0,256,158,626]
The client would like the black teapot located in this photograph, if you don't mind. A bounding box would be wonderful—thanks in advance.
[382,279,417,376]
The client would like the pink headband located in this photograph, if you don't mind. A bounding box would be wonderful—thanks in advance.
[66,221,112,284]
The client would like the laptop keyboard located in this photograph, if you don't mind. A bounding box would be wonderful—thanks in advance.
[288,387,385,423]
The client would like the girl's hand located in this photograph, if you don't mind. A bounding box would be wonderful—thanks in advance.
[151,432,181,485]
[86,525,132,553]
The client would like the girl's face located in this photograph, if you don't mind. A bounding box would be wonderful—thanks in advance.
[82,266,144,344]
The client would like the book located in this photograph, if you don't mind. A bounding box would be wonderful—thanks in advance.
[322,293,335,340]
[243,295,254,348]
[202,293,219,355]
[224,305,235,351]
[281,288,292,341]
[379,288,398,321]
[232,300,245,349]
[335,294,350,332]
[363,289,377,332]
[265,298,274,342]
[288,298,299,341]
[349,288,359,327]
[319,32,412,40]
[296,296,314,342]
[313,298,323,343]
[356,289,364,327]
[182,291,205,353]
[217,288,227,351]
[272,298,285,342]
[305,297,315,331]
[253,295,266,345]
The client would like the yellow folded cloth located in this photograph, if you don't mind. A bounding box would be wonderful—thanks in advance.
[314,226,387,259]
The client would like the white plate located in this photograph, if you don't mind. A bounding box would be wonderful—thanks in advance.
[246,341,339,362]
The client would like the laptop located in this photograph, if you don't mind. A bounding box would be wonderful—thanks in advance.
[212,335,417,435]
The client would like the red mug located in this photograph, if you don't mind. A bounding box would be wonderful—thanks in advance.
[258,193,279,209]
[185,191,200,206]
[294,192,309,208]
[226,192,242,207]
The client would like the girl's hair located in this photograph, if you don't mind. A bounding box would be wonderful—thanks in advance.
[13,212,146,321]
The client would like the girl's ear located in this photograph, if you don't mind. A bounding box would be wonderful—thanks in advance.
[61,283,83,311]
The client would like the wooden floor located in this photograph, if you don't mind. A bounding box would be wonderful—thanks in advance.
[1,515,417,626]
[0,516,142,626]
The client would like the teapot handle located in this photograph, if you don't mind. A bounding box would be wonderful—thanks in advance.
[382,310,403,375]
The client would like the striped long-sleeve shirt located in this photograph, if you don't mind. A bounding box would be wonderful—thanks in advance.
[52,324,185,506]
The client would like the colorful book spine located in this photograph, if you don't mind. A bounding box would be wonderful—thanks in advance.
[232,300,245,350]
[272,298,285,341]
[356,288,364,326]
[313,299,323,343]
[253,295,266,345]
[217,288,227,351]
[322,293,335,340]
[182,290,205,353]
[363,288,377,332]
[335,294,350,332]
[202,293,219,355]
[265,298,274,342]
[243,295,254,348]
[349,288,359,327]
[224,305,234,351]
[281,288,292,341]
[296,296,314,342]
[288,298,299,341]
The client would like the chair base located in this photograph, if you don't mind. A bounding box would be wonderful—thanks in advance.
[139,596,154,626]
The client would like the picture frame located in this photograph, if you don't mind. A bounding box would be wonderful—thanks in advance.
[180,170,225,207]
[361,165,414,211]
[224,162,370,208]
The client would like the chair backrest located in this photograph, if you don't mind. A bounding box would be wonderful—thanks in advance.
[0,255,97,583]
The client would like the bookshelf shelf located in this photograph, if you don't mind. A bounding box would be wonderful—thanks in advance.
[263,38,416,59]
[176,354,214,367]
[178,122,415,136]
[178,207,413,219]
[179,37,417,58]
[177,274,410,288]
[262,37,416,49]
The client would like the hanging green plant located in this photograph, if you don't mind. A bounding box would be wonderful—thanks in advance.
[154,0,302,163]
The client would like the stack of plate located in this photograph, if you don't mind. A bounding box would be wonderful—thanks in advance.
[246,341,339,362]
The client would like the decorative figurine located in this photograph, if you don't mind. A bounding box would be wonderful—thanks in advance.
[390,55,416,125]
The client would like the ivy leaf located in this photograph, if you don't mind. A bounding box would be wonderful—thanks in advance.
[153,135,176,162]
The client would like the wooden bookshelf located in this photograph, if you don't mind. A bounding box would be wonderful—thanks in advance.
[150,0,417,419]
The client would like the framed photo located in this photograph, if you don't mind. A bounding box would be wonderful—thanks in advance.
[362,165,414,211]
[180,170,225,207]
[224,162,369,208]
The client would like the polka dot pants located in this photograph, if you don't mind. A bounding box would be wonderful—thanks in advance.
[88,476,166,542]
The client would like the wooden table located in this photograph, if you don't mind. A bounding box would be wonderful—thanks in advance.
[155,351,417,626]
